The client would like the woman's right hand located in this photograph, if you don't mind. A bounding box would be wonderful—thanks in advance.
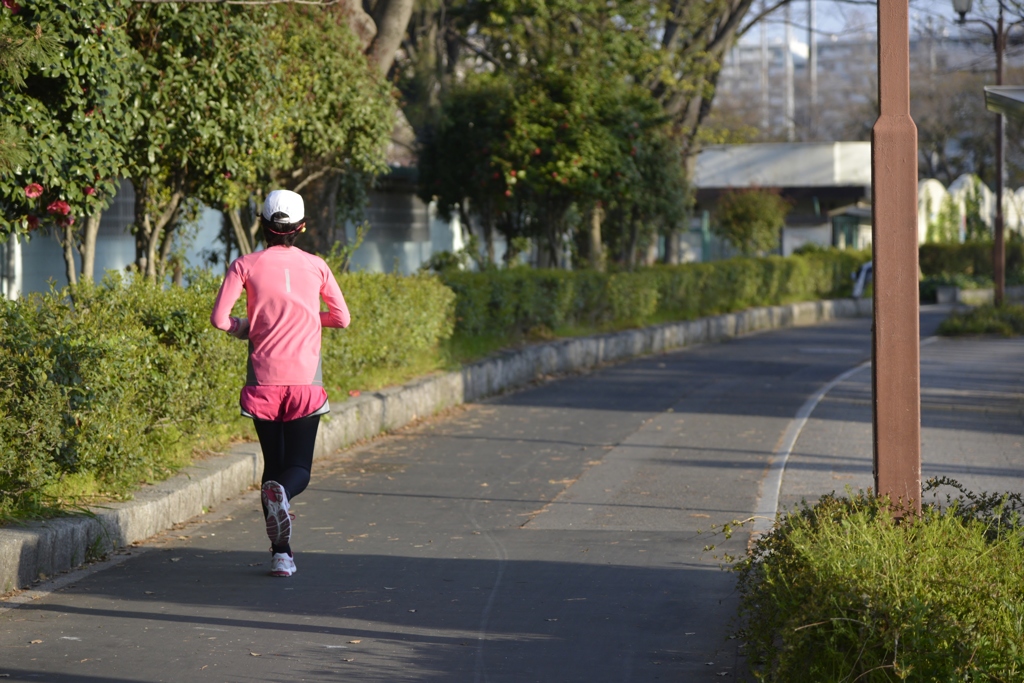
[228,316,250,340]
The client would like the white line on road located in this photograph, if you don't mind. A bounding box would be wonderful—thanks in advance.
[751,362,870,536]
[752,336,938,536]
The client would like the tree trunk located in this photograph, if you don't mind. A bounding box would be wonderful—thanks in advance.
[344,0,377,50]
[61,221,78,287]
[626,208,640,270]
[156,207,181,281]
[366,0,416,75]
[134,188,184,279]
[663,226,680,265]
[588,203,604,271]
[5,233,22,300]
[229,208,254,256]
[80,213,102,282]
[483,221,495,266]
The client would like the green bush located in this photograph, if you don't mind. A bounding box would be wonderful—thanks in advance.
[713,188,791,256]
[0,269,454,518]
[939,303,1024,336]
[919,241,1024,278]
[0,273,246,515]
[321,271,456,380]
[441,250,866,337]
[736,485,1024,682]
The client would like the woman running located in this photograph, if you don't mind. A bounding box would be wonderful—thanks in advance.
[210,189,350,577]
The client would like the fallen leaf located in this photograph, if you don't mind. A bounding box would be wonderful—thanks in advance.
[29,640,42,644]
[144,591,154,595]
[348,639,361,644]
[170,558,181,562]
[408,609,417,613]
[250,652,261,657]
[342,658,354,662]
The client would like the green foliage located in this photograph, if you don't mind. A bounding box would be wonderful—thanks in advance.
[124,2,286,276]
[0,19,59,174]
[0,269,454,518]
[319,264,456,383]
[0,274,246,515]
[736,484,1024,682]
[963,176,990,242]
[0,0,139,236]
[919,241,1024,278]
[272,5,393,182]
[441,250,866,337]
[939,303,1024,336]
[712,189,790,257]
[417,0,685,264]
[925,193,961,244]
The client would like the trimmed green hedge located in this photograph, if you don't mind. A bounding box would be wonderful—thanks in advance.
[0,270,454,517]
[441,251,867,337]
[0,250,863,518]
[919,241,1024,278]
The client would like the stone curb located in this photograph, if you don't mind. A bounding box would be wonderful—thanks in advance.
[0,296,872,594]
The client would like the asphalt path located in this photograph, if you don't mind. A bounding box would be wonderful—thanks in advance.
[0,307,966,683]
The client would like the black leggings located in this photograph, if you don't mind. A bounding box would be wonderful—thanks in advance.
[254,414,321,503]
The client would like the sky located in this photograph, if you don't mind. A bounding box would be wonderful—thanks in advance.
[741,0,971,47]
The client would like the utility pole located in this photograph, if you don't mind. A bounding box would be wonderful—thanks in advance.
[808,0,818,137]
[873,0,921,513]
[761,0,770,132]
[785,2,796,141]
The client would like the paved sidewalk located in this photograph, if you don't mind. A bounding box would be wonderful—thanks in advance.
[779,334,1024,511]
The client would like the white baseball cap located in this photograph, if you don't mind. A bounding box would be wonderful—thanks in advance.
[262,189,305,224]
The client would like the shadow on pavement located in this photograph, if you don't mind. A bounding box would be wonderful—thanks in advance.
[7,550,743,683]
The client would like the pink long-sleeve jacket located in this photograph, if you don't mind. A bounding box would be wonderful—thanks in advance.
[210,246,350,421]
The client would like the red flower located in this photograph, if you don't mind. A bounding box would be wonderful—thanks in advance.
[58,215,75,227]
[26,215,39,231]
[510,170,517,177]
[533,148,541,156]
[24,183,43,198]
[504,190,512,197]
[47,200,71,215]
[3,0,20,13]
[223,172,232,179]
[84,186,95,196]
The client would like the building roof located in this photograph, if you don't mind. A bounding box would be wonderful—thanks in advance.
[985,86,1024,121]
[694,142,871,189]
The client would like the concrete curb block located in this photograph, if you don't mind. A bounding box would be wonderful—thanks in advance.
[1,296,872,594]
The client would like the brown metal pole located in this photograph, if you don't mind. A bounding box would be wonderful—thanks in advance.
[872,0,921,513]
[995,5,1006,307]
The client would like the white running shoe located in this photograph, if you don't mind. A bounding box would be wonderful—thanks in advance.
[270,552,296,577]
[261,481,292,548]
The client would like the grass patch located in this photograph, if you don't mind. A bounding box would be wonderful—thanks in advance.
[938,303,1024,336]
[735,480,1024,682]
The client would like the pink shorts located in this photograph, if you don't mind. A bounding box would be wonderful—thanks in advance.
[240,385,329,422]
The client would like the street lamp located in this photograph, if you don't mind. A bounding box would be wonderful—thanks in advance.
[955,0,1011,306]
[953,0,973,23]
